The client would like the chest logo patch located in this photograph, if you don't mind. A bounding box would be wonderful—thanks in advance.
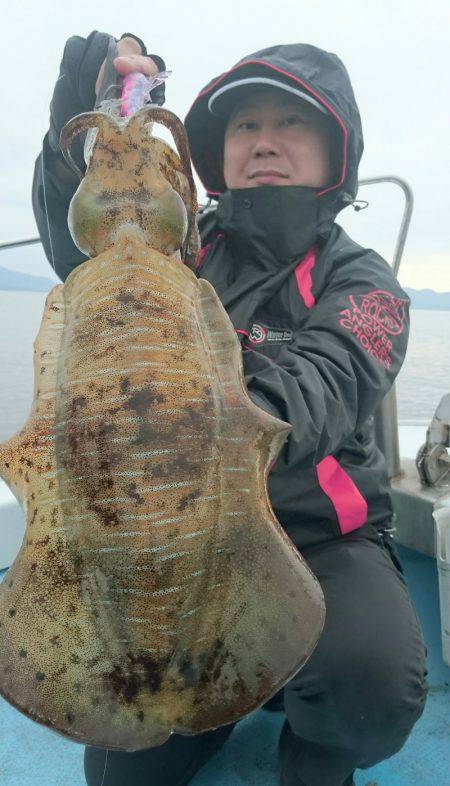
[249,323,293,346]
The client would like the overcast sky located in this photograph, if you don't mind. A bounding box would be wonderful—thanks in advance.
[1,0,449,290]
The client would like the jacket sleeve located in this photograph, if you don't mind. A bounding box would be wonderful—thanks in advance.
[243,254,410,471]
[32,30,166,282]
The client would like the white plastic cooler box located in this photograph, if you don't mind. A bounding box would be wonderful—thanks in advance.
[433,493,450,666]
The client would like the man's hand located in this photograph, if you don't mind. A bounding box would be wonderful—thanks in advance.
[95,36,160,96]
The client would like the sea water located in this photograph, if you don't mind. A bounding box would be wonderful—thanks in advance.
[0,290,449,444]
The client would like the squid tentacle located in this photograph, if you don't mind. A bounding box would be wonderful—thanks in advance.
[59,112,122,181]
[129,106,200,268]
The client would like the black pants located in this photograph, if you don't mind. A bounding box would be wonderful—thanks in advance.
[84,535,428,786]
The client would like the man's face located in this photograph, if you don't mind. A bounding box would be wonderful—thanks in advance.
[223,87,332,190]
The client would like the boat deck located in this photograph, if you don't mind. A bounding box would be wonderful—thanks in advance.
[1,545,449,785]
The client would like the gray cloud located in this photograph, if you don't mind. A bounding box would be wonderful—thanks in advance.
[1,0,448,288]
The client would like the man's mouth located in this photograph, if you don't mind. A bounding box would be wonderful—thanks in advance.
[250,170,288,180]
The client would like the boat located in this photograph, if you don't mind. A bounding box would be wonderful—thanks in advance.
[1,177,449,785]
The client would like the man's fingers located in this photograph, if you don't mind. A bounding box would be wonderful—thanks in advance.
[95,35,159,96]
[113,55,159,77]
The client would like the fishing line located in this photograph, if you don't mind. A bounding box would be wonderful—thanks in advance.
[99,749,109,786]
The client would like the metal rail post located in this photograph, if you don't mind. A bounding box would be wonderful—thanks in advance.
[357,177,414,479]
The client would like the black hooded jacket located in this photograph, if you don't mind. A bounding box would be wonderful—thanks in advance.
[32,39,409,549]
[184,44,409,549]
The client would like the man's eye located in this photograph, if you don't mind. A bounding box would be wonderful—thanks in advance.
[282,115,306,126]
[236,121,258,130]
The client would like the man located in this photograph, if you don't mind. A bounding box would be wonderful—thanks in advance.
[33,31,428,786]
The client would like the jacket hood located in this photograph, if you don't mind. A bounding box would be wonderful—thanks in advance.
[185,43,364,229]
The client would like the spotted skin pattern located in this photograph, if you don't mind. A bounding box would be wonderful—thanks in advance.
[0,107,324,751]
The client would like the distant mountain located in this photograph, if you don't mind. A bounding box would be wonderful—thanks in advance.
[0,265,55,292]
[405,288,450,311]
[1,263,449,309]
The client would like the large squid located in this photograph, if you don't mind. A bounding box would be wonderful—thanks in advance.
[0,106,325,750]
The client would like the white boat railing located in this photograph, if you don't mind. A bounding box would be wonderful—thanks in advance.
[0,237,42,250]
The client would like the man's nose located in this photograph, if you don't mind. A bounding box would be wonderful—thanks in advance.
[252,125,280,156]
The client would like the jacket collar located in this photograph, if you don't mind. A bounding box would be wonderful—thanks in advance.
[199,186,322,331]
[216,185,320,266]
